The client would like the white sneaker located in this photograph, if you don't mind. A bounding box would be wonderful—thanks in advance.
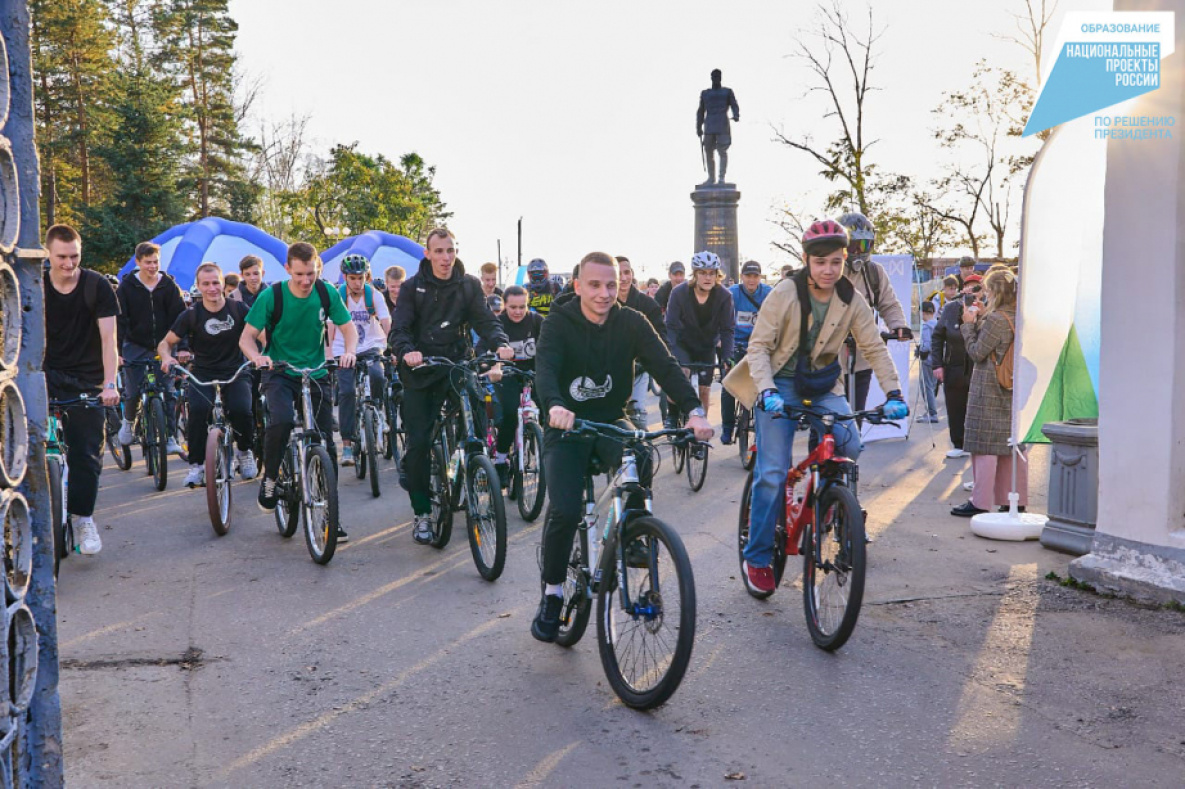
[117,419,134,445]
[76,517,102,555]
[184,464,205,488]
[237,449,258,480]
[962,481,975,491]
[945,448,969,459]
[167,438,184,455]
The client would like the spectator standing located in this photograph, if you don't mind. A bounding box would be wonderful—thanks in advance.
[931,274,983,458]
[916,301,939,422]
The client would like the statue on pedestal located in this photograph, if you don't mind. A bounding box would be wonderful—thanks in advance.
[696,68,740,187]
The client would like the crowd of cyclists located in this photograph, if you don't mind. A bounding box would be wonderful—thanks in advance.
[42,209,912,698]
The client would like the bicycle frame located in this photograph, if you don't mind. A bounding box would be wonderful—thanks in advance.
[515,376,539,476]
[778,411,861,557]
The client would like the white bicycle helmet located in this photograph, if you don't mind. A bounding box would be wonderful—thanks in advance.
[690,250,722,271]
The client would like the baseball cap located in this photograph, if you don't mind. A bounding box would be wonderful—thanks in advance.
[963,274,983,284]
[741,261,761,276]
[669,261,685,275]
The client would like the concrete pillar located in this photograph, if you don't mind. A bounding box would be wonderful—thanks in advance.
[690,185,740,282]
[1070,0,1185,601]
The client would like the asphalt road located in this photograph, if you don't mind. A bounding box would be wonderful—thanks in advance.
[58,391,1185,787]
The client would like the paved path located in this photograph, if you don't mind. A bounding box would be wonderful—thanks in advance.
[58,394,1185,787]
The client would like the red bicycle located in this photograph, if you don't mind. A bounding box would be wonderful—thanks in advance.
[737,404,887,651]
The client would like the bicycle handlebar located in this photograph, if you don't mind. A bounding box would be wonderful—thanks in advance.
[175,361,253,388]
[269,360,336,376]
[565,418,697,445]
[417,354,500,373]
[48,394,102,409]
[771,405,890,426]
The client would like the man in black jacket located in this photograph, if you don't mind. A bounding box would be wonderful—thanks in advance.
[116,241,187,452]
[530,252,713,643]
[389,228,514,544]
[615,256,666,426]
[654,260,686,311]
[931,274,983,458]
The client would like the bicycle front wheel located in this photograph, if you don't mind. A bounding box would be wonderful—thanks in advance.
[364,409,381,498]
[555,527,592,647]
[105,407,130,470]
[48,457,66,577]
[736,471,787,599]
[465,454,507,581]
[802,484,866,651]
[686,442,708,492]
[303,445,340,564]
[428,441,453,549]
[274,450,299,538]
[596,516,696,710]
[737,408,756,471]
[205,428,232,536]
[671,441,686,474]
[148,397,169,491]
[174,397,189,462]
[516,421,546,522]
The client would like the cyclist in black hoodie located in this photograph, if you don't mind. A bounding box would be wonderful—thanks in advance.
[530,252,713,643]
[389,228,513,544]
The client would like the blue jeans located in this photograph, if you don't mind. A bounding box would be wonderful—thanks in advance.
[919,359,938,417]
[745,379,862,568]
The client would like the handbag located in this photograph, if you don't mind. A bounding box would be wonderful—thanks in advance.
[992,312,1016,391]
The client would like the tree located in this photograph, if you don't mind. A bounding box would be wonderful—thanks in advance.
[774,1,885,216]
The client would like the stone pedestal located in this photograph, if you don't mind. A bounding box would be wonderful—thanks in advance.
[1040,419,1099,556]
[691,184,741,281]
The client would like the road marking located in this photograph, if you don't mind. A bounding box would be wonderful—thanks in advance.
[219,612,521,779]
[340,520,410,549]
[60,611,163,651]
[514,741,580,788]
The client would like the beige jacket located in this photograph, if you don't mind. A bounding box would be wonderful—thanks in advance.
[845,259,907,373]
[723,273,901,408]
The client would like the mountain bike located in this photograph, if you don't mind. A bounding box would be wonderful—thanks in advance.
[502,366,546,522]
[104,401,130,470]
[268,361,342,565]
[382,356,404,464]
[665,361,716,491]
[172,370,190,463]
[121,358,175,491]
[551,419,697,710]
[175,362,252,536]
[47,395,102,577]
[347,354,386,499]
[735,402,756,471]
[737,404,886,651]
[420,355,507,581]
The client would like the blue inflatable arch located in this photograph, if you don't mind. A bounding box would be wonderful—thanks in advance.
[119,217,288,291]
[321,231,424,284]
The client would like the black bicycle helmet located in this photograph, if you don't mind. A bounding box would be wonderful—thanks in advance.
[340,253,369,276]
[526,258,549,284]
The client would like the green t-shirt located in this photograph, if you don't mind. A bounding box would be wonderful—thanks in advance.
[776,294,831,379]
[245,283,351,378]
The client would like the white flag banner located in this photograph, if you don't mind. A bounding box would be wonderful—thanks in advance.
[861,254,914,443]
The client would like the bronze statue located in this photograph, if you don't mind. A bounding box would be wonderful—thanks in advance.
[696,69,740,186]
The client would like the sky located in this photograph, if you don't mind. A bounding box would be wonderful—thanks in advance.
[230,0,1068,282]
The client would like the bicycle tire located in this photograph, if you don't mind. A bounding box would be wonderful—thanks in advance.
[205,429,232,536]
[736,471,787,599]
[516,421,546,522]
[383,393,399,461]
[274,451,299,538]
[303,445,340,564]
[738,408,756,471]
[555,527,592,647]
[48,457,66,578]
[140,409,154,477]
[361,409,380,498]
[597,516,696,710]
[353,427,367,480]
[174,397,189,462]
[802,484,866,651]
[672,441,686,474]
[428,441,453,549]
[465,454,507,581]
[149,397,169,491]
[686,441,709,492]
[445,419,464,511]
[105,408,130,470]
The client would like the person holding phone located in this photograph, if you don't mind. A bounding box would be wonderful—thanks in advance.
[930,274,984,459]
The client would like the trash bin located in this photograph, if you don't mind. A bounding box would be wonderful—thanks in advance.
[1040,418,1099,555]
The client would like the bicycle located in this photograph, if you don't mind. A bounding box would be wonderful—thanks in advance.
[347,354,387,499]
[172,370,190,463]
[267,361,342,565]
[735,402,756,471]
[736,404,887,651]
[47,395,103,577]
[121,358,177,491]
[381,355,404,464]
[104,400,130,470]
[420,355,508,581]
[501,366,546,522]
[175,362,253,536]
[665,361,716,492]
[550,419,697,710]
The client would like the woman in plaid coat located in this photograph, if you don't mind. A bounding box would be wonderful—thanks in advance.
[951,269,1027,516]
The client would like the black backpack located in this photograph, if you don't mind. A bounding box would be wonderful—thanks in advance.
[265,280,332,342]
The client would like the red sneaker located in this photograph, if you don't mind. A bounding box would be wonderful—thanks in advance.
[743,560,776,597]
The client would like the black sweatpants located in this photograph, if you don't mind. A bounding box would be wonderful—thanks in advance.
[944,375,971,450]
[401,372,488,513]
[261,371,336,480]
[539,425,653,586]
[47,380,105,519]
[186,376,253,465]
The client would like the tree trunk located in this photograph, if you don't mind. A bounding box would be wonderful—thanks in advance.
[67,39,91,208]
[185,15,209,216]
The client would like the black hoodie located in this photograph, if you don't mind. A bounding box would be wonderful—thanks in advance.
[536,298,700,424]
[389,257,509,389]
[116,271,187,351]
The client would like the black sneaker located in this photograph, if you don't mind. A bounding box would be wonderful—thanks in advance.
[531,594,564,643]
[337,525,349,544]
[495,462,510,490]
[257,478,278,513]
[720,425,735,445]
[412,515,433,545]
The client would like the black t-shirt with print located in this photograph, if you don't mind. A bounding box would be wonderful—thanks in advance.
[501,311,543,371]
[169,299,250,378]
[44,269,120,389]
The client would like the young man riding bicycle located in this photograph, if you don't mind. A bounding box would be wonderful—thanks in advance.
[723,220,908,597]
[239,243,358,539]
[531,252,713,643]
[328,254,391,468]
[389,228,514,545]
[663,250,736,423]
[158,262,257,488]
[720,260,773,446]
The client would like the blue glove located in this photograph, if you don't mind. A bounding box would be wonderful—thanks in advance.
[882,390,908,420]
[760,388,785,414]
